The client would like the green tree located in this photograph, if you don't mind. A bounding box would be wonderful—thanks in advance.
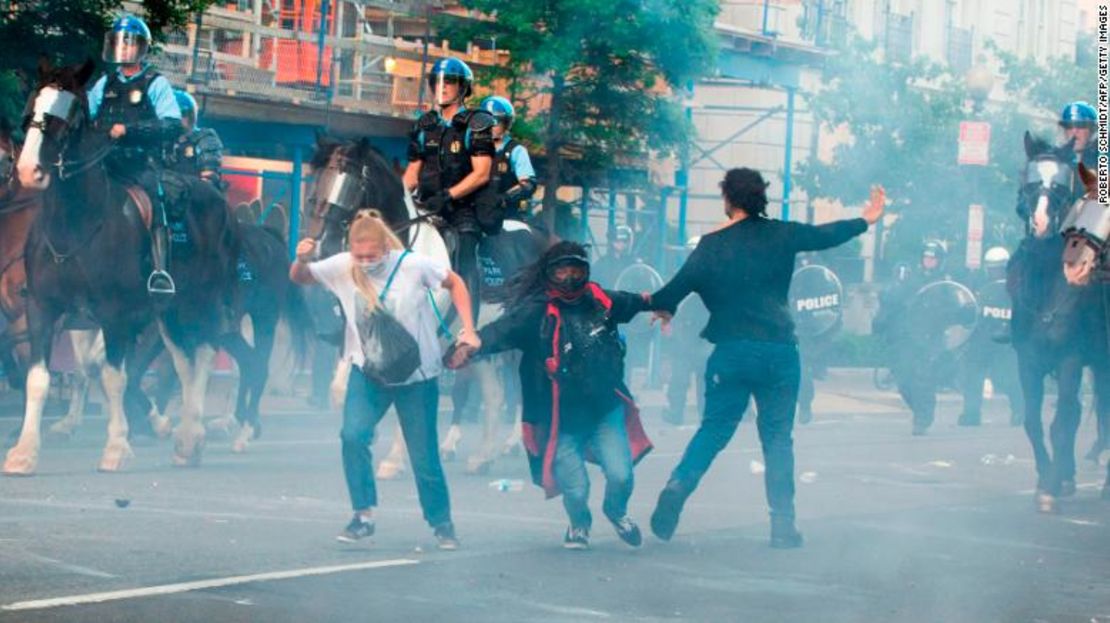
[796,33,1086,274]
[0,0,215,128]
[440,0,718,227]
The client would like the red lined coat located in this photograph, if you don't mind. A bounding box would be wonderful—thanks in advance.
[476,283,653,497]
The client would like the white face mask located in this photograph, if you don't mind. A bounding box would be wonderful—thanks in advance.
[357,256,387,276]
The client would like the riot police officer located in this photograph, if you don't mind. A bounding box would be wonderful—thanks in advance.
[663,236,710,426]
[875,240,972,435]
[593,225,636,288]
[403,57,498,322]
[958,246,1023,427]
[791,254,844,424]
[169,89,224,190]
[89,14,182,296]
[480,96,536,221]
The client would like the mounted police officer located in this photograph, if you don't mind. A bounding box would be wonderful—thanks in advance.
[88,14,182,296]
[169,89,224,190]
[1059,101,1097,198]
[403,57,498,322]
[480,96,536,221]
[958,246,1023,427]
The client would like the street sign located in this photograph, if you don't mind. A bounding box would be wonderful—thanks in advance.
[958,121,991,165]
[966,203,984,270]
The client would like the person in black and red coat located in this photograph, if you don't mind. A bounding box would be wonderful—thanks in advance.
[447,241,654,550]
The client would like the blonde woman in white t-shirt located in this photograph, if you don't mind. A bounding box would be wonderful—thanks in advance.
[291,210,480,549]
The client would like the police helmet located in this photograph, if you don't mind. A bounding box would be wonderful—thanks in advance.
[174,89,198,129]
[480,96,515,128]
[614,225,634,245]
[1060,101,1096,128]
[427,57,474,101]
[103,14,152,65]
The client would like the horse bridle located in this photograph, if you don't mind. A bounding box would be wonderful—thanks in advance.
[22,85,115,182]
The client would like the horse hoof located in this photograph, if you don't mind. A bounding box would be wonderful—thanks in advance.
[173,431,206,468]
[466,459,492,476]
[151,414,172,439]
[1035,491,1056,514]
[48,421,77,439]
[232,424,254,454]
[376,460,405,480]
[98,440,134,472]
[439,425,462,461]
[205,417,235,438]
[3,445,39,476]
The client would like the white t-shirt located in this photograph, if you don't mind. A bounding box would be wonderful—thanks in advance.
[309,249,449,384]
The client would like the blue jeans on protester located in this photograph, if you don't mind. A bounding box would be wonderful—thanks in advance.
[341,372,452,527]
[669,339,801,521]
[553,406,634,529]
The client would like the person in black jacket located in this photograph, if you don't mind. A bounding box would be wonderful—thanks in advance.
[447,241,654,550]
[648,168,884,549]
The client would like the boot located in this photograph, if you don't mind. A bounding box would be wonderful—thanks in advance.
[147,226,176,296]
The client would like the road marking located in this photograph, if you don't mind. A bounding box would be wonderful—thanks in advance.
[1,558,419,611]
[9,550,117,579]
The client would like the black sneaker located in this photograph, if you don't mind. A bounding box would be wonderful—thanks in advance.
[336,515,375,543]
[609,516,643,548]
[434,522,460,551]
[650,482,689,541]
[563,525,590,550]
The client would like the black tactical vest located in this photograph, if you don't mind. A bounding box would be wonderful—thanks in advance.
[495,139,521,194]
[99,70,160,140]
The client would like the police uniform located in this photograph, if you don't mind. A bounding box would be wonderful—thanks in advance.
[493,136,537,218]
[958,277,1023,426]
[170,127,224,188]
[875,267,951,434]
[408,107,499,320]
[88,66,181,183]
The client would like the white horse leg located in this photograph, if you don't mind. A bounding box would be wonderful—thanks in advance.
[467,356,504,474]
[97,362,133,472]
[51,330,104,437]
[3,361,50,474]
[163,328,213,467]
[377,416,408,480]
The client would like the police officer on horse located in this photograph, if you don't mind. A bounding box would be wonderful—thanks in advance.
[403,57,499,321]
[169,89,224,190]
[479,96,536,221]
[1059,101,1097,193]
[88,14,182,296]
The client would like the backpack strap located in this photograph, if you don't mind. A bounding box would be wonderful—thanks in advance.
[378,249,411,303]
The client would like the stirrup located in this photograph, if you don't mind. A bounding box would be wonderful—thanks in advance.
[147,270,176,295]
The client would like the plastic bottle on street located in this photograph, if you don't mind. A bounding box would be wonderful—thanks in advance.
[488,479,525,492]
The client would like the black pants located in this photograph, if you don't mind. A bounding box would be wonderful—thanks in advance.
[448,229,481,325]
[960,338,1023,424]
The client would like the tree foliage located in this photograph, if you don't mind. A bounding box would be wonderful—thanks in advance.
[0,0,215,128]
[439,0,718,221]
[796,33,1088,273]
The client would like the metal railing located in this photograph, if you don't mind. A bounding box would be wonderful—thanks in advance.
[150,4,501,118]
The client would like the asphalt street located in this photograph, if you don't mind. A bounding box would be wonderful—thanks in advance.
[1,369,1107,622]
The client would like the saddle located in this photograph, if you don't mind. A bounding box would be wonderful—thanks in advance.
[123,186,153,230]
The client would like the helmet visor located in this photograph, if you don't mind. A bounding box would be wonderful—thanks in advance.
[103,30,148,64]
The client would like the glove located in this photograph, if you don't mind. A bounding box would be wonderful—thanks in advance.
[422,190,451,215]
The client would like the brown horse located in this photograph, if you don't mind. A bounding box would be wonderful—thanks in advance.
[0,123,41,399]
